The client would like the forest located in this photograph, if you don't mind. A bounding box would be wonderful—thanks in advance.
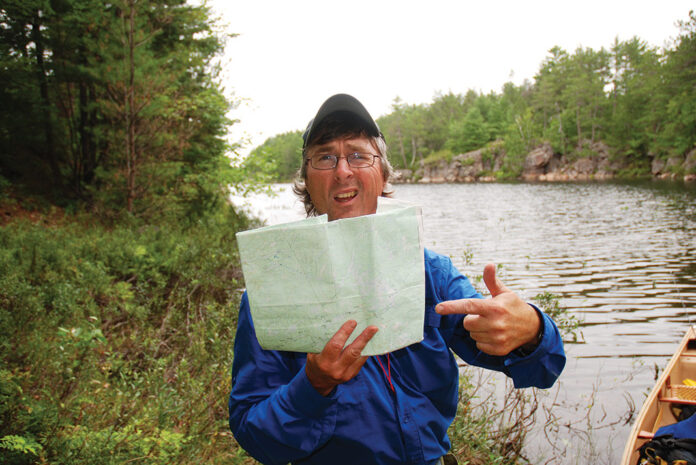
[1,1,254,463]
[244,11,696,182]
[0,0,247,218]
[0,1,692,464]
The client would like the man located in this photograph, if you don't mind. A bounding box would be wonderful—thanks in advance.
[229,94,566,465]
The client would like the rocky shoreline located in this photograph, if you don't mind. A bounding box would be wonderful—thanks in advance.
[393,142,696,183]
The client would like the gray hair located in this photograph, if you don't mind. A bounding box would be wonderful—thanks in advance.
[292,118,394,217]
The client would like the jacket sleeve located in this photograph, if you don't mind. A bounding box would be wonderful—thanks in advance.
[428,253,566,389]
[228,292,338,465]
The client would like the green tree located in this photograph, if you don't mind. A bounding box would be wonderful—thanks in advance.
[500,81,538,153]
[0,0,63,193]
[421,91,468,153]
[0,0,236,221]
[656,10,696,157]
[377,100,429,168]
[446,106,489,154]
[243,131,303,182]
[83,0,234,219]
[606,37,661,160]
[377,97,411,169]
[532,46,571,153]
[481,92,507,140]
[562,46,610,146]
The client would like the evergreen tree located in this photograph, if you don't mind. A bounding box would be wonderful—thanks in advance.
[606,37,661,160]
[562,46,610,146]
[657,10,696,157]
[446,106,489,154]
[0,0,236,220]
[377,97,411,169]
[421,91,468,153]
[242,131,303,182]
[377,101,429,168]
[532,46,571,153]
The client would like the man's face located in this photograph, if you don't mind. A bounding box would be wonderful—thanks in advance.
[305,135,384,221]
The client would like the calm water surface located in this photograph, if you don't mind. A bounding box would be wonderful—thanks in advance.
[232,181,696,463]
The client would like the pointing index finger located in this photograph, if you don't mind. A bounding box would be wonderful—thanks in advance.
[436,298,489,316]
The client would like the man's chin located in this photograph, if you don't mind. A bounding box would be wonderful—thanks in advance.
[327,206,377,222]
[328,212,356,222]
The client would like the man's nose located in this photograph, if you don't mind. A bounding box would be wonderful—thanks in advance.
[334,156,354,177]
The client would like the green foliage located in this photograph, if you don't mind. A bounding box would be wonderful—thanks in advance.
[448,370,535,464]
[605,37,661,158]
[500,110,534,179]
[242,131,303,182]
[0,434,43,458]
[377,98,430,169]
[0,207,257,464]
[656,11,696,156]
[532,291,581,342]
[615,160,653,179]
[421,149,454,165]
[446,106,490,154]
[0,0,238,221]
[422,91,470,152]
[0,176,10,201]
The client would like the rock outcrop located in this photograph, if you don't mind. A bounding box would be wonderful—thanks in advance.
[395,141,696,183]
[523,141,623,181]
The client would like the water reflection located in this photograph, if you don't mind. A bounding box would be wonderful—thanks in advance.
[232,180,696,463]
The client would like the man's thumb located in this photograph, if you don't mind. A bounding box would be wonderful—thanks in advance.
[483,263,508,297]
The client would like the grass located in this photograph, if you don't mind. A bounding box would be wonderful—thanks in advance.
[0,201,257,464]
[448,368,537,464]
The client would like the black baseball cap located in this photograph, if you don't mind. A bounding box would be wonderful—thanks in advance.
[302,93,382,148]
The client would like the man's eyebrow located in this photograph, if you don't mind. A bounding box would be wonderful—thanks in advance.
[311,145,334,154]
[344,142,370,152]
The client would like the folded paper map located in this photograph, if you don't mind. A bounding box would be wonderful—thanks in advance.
[236,198,425,355]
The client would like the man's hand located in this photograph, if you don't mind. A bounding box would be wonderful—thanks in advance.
[306,320,379,396]
[435,263,541,356]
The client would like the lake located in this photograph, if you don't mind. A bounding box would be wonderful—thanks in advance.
[231,180,696,464]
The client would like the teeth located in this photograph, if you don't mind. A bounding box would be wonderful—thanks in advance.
[336,191,357,199]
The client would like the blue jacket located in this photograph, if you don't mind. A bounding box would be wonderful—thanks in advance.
[229,249,566,465]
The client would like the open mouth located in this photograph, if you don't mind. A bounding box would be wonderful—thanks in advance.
[334,190,358,202]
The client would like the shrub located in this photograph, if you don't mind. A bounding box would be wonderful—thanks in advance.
[0,206,255,464]
[422,149,455,165]
[448,369,536,465]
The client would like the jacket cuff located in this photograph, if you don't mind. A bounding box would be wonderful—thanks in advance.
[512,303,545,357]
[285,365,339,419]
[503,303,566,388]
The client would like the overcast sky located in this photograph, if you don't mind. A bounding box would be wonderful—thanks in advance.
[208,0,694,156]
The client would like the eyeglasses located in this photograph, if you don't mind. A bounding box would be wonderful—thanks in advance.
[307,152,380,170]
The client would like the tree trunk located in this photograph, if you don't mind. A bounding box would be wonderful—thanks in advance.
[555,102,565,154]
[31,15,61,190]
[543,107,548,131]
[410,136,418,166]
[591,106,597,143]
[79,82,97,186]
[77,82,87,193]
[396,127,407,168]
[126,2,136,213]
